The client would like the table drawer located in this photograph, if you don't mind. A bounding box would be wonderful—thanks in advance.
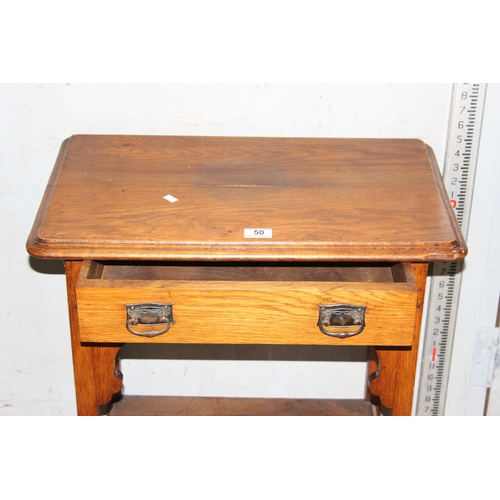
[76,261,419,346]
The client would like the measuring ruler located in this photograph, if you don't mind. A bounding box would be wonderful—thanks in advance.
[415,83,487,415]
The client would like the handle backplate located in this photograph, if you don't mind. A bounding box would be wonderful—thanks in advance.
[125,302,174,338]
[317,304,366,339]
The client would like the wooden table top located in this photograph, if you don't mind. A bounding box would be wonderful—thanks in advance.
[27,135,466,262]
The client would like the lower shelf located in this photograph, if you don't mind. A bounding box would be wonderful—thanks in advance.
[109,395,376,416]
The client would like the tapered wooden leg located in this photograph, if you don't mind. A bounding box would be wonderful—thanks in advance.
[65,261,123,415]
[367,263,428,416]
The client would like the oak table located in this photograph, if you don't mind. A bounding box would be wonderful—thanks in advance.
[27,135,466,416]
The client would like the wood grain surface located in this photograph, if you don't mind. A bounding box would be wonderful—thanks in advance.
[367,263,428,415]
[76,260,418,346]
[65,261,123,415]
[27,135,466,262]
[110,395,375,416]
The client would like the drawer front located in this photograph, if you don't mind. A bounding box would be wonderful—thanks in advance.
[76,261,419,346]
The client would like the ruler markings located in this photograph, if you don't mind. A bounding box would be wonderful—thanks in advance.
[415,83,487,415]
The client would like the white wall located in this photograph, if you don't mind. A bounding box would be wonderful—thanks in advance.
[0,83,460,415]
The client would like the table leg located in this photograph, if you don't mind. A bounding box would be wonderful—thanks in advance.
[65,261,123,415]
[367,263,428,416]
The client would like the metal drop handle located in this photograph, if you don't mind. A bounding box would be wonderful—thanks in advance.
[317,304,366,339]
[125,303,174,338]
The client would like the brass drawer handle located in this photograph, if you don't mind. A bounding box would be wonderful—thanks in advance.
[317,304,366,339]
[125,303,174,338]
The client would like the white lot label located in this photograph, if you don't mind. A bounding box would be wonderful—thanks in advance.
[163,194,178,203]
[244,228,273,238]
